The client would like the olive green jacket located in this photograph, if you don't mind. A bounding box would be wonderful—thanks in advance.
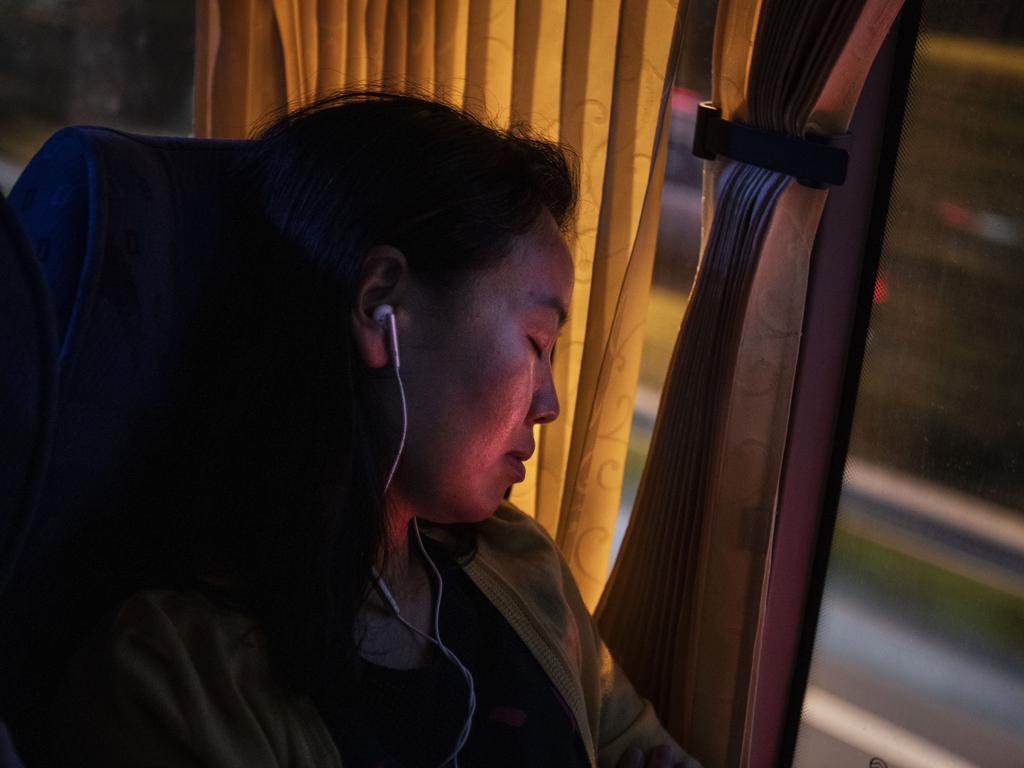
[50,502,698,768]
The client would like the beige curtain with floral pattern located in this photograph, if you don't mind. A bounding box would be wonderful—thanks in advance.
[194,0,683,609]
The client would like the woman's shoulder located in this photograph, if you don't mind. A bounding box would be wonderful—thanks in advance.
[105,588,261,652]
[91,588,289,721]
[60,588,271,722]
[50,589,339,766]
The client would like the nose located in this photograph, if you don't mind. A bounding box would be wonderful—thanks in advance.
[529,364,560,425]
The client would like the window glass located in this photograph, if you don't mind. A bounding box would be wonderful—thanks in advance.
[611,0,718,568]
[794,1,1024,764]
[0,0,194,195]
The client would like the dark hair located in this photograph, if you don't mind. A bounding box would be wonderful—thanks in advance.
[163,91,577,702]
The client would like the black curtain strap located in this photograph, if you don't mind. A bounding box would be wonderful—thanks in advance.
[692,102,851,188]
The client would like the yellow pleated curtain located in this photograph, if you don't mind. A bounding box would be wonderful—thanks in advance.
[194,0,681,609]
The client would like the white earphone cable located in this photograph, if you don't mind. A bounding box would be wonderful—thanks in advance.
[412,518,477,767]
[375,306,475,768]
[381,311,406,495]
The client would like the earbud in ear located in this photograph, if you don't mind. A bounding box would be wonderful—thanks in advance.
[373,304,400,368]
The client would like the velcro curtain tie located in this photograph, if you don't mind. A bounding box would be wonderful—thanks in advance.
[692,102,852,188]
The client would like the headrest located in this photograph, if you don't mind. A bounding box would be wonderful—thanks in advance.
[10,128,248,400]
[7,127,247,541]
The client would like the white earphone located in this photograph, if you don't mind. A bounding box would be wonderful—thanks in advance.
[373,304,401,369]
[374,305,406,493]
[372,304,476,768]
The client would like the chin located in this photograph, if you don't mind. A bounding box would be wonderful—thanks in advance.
[422,492,502,526]
[454,500,503,525]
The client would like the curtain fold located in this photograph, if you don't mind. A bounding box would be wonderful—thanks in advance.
[595,0,903,765]
[195,0,287,137]
[194,0,683,611]
[557,0,681,605]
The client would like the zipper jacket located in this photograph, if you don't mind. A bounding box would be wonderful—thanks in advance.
[48,502,699,768]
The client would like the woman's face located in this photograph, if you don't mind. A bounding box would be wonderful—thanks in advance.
[390,211,574,524]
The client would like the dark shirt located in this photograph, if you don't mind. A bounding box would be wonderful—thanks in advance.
[325,545,590,768]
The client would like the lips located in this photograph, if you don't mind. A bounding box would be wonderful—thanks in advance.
[505,442,534,483]
[505,454,528,483]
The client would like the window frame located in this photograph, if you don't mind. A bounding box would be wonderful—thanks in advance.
[740,2,927,763]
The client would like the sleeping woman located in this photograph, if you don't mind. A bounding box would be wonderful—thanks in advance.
[47,91,699,768]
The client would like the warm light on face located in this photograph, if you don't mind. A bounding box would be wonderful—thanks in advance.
[389,213,574,524]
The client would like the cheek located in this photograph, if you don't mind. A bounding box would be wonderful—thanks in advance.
[484,379,532,434]
[455,347,535,449]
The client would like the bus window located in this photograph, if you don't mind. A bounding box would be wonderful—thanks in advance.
[0,1,194,195]
[794,1,1024,764]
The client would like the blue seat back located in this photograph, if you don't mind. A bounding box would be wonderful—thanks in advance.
[0,188,58,768]
[0,190,57,595]
[0,127,247,762]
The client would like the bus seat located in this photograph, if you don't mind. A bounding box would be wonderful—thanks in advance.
[0,127,247,763]
[0,190,57,599]
[0,188,56,768]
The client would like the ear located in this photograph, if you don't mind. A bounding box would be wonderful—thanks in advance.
[352,245,408,369]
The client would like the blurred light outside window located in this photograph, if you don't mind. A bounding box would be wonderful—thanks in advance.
[0,0,194,195]
[794,2,1024,765]
[610,0,718,570]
